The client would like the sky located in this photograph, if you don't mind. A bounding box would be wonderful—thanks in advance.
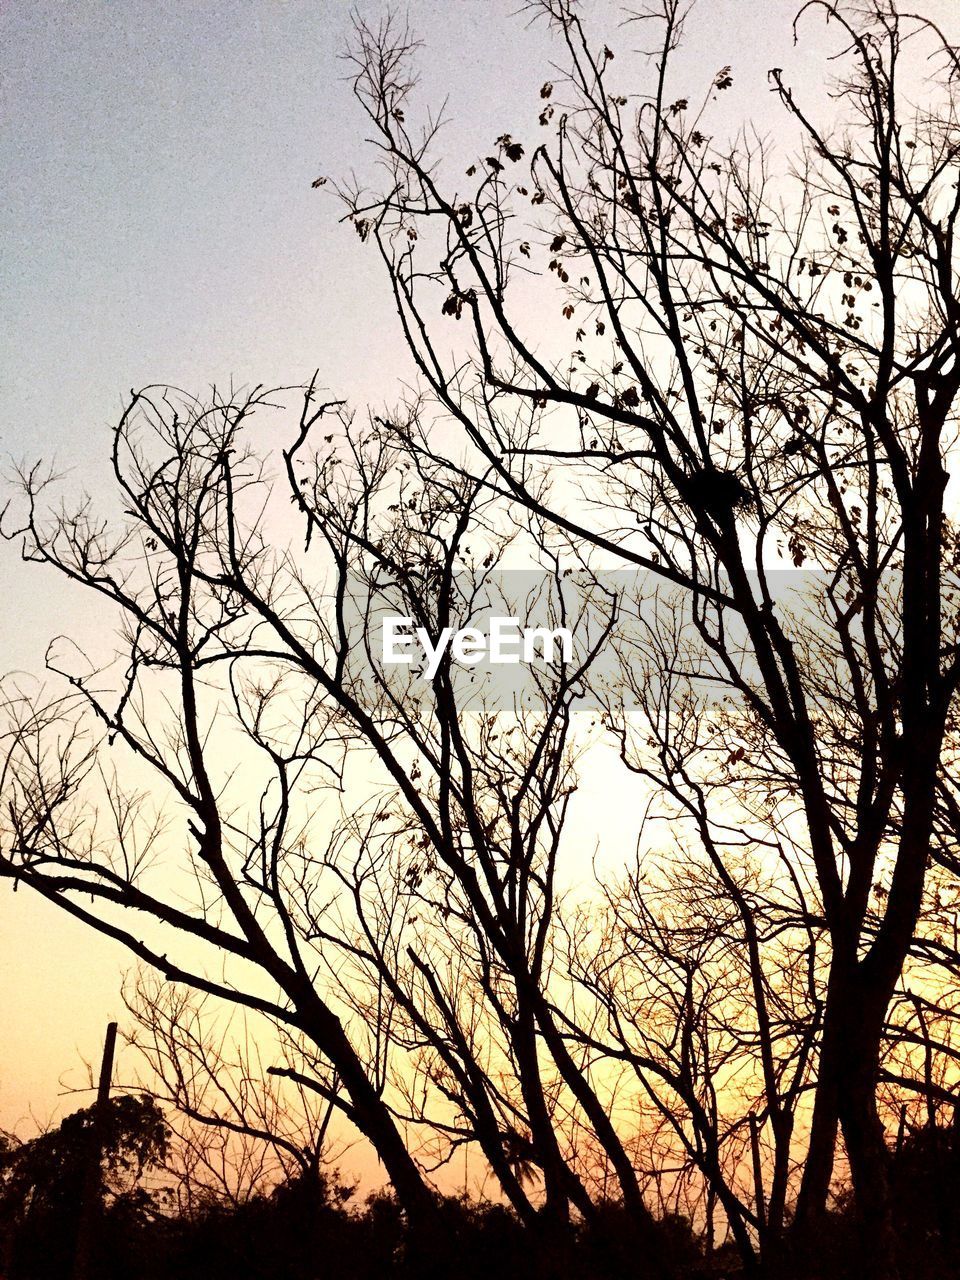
[2,0,958,1146]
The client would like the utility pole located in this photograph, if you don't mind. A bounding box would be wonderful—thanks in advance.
[72,1021,118,1280]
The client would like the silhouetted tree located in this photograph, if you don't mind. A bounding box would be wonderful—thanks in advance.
[0,382,643,1267]
[341,1,960,1274]
[0,1095,167,1279]
[123,974,347,1212]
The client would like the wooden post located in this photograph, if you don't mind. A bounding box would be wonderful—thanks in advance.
[895,1103,907,1156]
[72,1022,118,1280]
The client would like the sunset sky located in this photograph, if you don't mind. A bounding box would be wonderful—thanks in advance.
[2,0,957,1146]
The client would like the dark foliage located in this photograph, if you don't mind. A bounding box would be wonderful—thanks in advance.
[0,1095,167,1279]
[6,1110,960,1278]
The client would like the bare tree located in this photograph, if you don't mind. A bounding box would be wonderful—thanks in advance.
[341,1,960,1273]
[123,974,348,1213]
[0,382,461,1239]
[0,380,661,1267]
[5,1,960,1276]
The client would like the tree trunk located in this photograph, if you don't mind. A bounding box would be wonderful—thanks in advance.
[793,978,844,1241]
[838,1052,898,1280]
[303,1006,440,1232]
[795,961,899,1279]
